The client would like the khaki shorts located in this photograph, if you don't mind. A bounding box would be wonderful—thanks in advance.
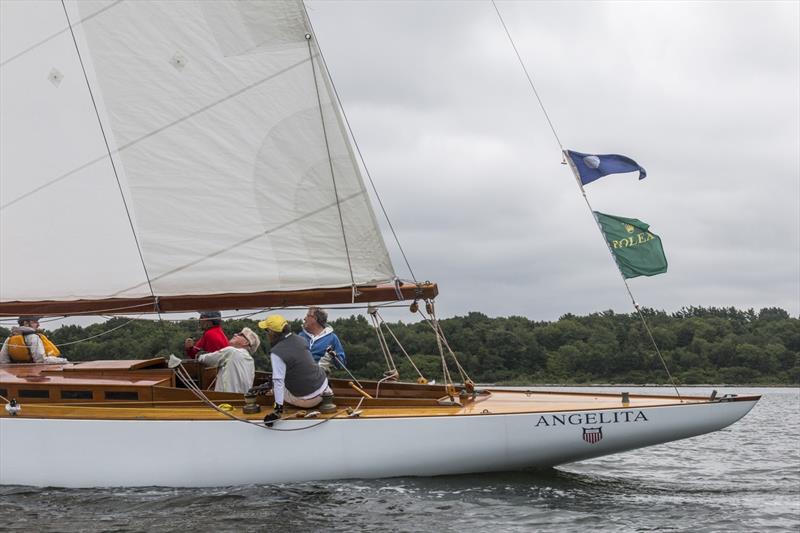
[285,386,332,408]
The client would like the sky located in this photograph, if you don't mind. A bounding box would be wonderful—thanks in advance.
[303,0,800,320]
[1,0,798,328]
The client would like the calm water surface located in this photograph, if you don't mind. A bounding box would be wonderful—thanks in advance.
[1,387,797,532]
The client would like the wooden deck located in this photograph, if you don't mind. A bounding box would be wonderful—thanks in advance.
[0,358,733,421]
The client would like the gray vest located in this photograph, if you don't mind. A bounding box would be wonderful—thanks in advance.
[271,333,326,397]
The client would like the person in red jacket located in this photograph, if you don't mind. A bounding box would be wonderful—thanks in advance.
[184,311,228,359]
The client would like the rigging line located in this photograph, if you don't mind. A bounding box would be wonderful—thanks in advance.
[425,308,454,389]
[331,359,363,389]
[491,0,563,151]
[369,311,397,374]
[59,0,160,321]
[173,363,346,431]
[301,5,418,283]
[0,0,124,68]
[1,56,312,211]
[427,311,470,383]
[306,34,357,297]
[112,190,365,295]
[632,306,682,399]
[416,308,472,383]
[50,315,144,347]
[564,154,682,400]
[375,310,426,381]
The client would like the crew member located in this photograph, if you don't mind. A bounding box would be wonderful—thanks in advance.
[258,315,330,425]
[197,327,259,394]
[184,311,228,359]
[299,306,346,368]
[0,316,68,364]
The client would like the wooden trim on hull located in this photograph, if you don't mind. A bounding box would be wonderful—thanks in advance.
[0,282,438,317]
[0,388,762,421]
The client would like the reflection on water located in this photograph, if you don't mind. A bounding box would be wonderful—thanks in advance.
[1,387,797,532]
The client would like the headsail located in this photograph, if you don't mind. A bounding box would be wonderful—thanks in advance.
[0,1,432,315]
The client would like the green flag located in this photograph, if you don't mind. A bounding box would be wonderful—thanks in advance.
[594,211,668,279]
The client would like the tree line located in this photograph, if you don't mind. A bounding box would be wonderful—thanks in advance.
[2,306,797,385]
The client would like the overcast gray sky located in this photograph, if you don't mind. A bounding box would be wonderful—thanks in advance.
[304,0,800,320]
[1,0,798,327]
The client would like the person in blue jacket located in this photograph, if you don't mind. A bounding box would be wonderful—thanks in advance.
[298,307,346,369]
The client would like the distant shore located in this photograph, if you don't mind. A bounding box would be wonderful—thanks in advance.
[4,305,797,386]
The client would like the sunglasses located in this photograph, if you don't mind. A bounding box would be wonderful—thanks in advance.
[233,332,251,346]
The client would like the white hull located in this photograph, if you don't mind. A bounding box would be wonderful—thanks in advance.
[0,398,757,487]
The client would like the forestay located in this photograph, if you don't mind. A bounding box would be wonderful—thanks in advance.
[0,0,395,308]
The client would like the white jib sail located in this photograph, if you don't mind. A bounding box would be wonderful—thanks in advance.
[0,0,395,304]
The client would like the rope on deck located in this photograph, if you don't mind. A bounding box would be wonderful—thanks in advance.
[172,362,348,432]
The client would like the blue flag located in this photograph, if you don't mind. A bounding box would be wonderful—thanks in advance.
[566,150,647,186]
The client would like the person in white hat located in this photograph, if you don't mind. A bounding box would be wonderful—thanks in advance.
[196,327,259,394]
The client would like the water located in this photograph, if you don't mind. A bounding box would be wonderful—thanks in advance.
[1,387,797,532]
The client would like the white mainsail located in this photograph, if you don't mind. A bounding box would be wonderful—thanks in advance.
[0,0,395,306]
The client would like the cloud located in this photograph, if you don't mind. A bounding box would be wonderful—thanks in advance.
[307,0,799,318]
[2,0,797,325]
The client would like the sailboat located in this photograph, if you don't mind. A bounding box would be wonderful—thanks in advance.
[0,1,758,488]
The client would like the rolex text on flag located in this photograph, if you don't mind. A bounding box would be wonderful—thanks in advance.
[566,150,647,186]
[594,211,668,279]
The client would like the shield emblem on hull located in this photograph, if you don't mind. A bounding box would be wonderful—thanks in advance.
[582,426,603,444]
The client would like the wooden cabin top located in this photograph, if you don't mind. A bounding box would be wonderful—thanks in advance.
[1,359,173,387]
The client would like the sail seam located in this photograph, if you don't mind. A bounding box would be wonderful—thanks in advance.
[0,56,313,211]
[0,0,124,68]
[112,191,369,296]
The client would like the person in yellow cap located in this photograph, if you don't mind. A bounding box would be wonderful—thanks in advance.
[258,314,330,426]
